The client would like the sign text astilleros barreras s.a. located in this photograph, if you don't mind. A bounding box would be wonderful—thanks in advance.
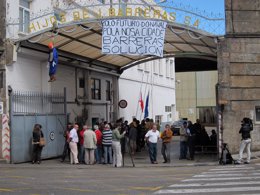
[29,3,200,33]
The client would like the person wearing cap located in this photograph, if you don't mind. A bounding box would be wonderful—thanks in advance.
[48,42,58,82]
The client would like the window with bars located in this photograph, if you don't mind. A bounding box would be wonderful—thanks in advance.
[91,78,101,100]
[19,0,30,33]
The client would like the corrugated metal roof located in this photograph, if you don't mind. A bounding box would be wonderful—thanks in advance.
[18,20,219,72]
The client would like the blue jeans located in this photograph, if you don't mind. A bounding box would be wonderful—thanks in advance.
[103,145,112,164]
[180,141,187,159]
[95,145,102,164]
[148,142,157,163]
[161,142,171,162]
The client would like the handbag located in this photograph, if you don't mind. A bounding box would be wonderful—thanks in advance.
[39,131,46,147]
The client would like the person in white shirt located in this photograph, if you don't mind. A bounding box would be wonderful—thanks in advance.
[145,124,160,164]
[69,124,79,164]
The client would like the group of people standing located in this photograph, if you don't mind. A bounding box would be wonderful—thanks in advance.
[179,119,217,161]
[61,121,127,167]
[58,117,174,166]
[31,117,254,166]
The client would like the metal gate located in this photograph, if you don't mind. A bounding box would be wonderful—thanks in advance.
[10,89,67,163]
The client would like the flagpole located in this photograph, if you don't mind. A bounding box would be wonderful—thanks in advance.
[151,63,155,119]
[135,69,145,117]
[142,69,149,119]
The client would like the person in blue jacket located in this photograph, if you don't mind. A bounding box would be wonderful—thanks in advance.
[48,42,58,82]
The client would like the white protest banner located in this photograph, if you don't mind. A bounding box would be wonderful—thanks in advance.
[102,19,167,57]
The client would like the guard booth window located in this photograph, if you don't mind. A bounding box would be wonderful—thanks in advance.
[91,78,101,100]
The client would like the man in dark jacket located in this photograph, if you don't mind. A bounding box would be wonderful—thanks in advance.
[237,117,253,164]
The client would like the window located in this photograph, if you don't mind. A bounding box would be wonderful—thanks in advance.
[137,64,144,70]
[153,60,159,75]
[79,78,85,88]
[0,72,3,89]
[165,106,172,112]
[159,59,164,76]
[98,0,106,3]
[119,0,127,16]
[106,80,111,101]
[155,115,162,126]
[255,106,260,124]
[170,60,174,78]
[91,78,101,100]
[144,62,151,72]
[166,59,170,77]
[19,0,30,33]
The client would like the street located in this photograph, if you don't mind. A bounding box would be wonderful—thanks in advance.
[1,160,260,195]
[0,162,210,195]
[0,138,258,195]
[155,163,260,195]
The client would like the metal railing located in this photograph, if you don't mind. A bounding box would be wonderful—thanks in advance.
[11,90,66,115]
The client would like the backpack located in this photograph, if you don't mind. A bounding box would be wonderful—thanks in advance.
[219,143,234,165]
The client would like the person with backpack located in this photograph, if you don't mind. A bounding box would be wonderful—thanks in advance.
[236,117,253,164]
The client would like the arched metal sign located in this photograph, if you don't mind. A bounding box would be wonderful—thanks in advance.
[7,0,224,37]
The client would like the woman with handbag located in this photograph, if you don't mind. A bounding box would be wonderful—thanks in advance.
[32,124,44,164]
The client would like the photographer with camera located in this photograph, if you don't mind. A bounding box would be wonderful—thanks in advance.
[236,117,253,164]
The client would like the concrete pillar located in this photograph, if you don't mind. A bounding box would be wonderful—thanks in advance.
[218,0,260,152]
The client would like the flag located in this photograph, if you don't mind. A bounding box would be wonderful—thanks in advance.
[139,92,144,112]
[144,92,149,118]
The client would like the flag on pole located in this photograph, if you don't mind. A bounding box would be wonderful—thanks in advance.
[139,92,144,112]
[144,92,149,118]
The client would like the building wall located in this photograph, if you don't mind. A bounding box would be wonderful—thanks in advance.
[6,47,117,126]
[119,58,176,123]
[218,0,260,152]
[176,71,217,123]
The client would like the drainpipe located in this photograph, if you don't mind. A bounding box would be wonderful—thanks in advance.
[215,83,224,159]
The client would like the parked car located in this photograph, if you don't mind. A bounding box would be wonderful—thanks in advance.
[171,118,188,136]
